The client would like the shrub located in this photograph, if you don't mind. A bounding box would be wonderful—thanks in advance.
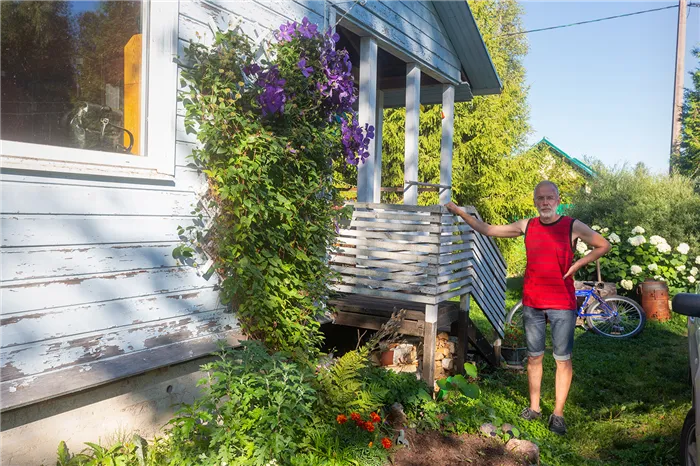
[576,225,699,297]
[569,163,700,251]
[176,18,373,355]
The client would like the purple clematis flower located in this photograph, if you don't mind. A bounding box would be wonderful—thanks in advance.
[297,58,314,78]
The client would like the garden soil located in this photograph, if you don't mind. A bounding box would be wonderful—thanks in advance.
[391,429,530,466]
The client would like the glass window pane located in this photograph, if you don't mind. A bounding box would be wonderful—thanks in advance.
[1,1,144,155]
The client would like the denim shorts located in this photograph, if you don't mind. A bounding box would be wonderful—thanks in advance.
[522,306,577,361]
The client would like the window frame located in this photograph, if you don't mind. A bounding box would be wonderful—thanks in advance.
[0,0,179,180]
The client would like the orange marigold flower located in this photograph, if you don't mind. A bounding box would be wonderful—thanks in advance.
[336,414,347,424]
[364,421,375,432]
[381,437,392,449]
[350,412,362,422]
[368,441,373,448]
[369,412,381,423]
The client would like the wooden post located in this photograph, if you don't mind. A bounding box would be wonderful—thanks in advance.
[404,63,420,205]
[670,0,687,164]
[422,303,438,389]
[373,90,384,203]
[357,37,378,202]
[456,293,470,372]
[439,84,455,205]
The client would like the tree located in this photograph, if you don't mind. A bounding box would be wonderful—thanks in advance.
[672,47,700,180]
[569,162,700,250]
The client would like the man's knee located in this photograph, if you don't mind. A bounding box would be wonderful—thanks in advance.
[528,354,544,364]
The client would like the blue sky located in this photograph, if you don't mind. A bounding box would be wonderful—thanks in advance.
[521,1,700,173]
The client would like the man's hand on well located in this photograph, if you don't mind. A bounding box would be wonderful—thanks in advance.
[445,201,459,213]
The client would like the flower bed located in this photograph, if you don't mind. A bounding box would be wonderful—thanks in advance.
[576,225,698,296]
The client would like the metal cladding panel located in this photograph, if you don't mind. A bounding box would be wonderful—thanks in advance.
[432,1,502,95]
[382,83,474,108]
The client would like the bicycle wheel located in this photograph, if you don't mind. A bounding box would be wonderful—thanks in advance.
[505,300,524,327]
[586,296,646,338]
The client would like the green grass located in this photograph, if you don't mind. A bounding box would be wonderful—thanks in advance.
[469,280,692,466]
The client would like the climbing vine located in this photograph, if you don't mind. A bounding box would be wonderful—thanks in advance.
[177,19,372,355]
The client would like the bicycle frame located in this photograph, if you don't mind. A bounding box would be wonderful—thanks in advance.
[575,288,615,317]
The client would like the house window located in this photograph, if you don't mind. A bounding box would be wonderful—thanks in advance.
[0,0,178,179]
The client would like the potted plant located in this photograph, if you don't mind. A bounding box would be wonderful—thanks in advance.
[501,322,527,367]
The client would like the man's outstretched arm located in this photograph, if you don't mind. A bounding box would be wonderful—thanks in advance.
[445,202,526,238]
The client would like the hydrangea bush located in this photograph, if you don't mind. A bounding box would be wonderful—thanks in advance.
[576,225,699,297]
[177,19,373,353]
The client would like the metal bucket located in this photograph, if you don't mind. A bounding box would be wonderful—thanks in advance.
[637,280,670,321]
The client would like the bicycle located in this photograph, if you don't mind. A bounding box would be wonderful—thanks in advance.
[506,281,646,338]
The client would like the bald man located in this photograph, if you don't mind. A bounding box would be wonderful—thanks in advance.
[446,181,610,435]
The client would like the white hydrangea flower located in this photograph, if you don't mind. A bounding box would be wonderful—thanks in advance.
[576,241,588,255]
[690,276,697,284]
[691,267,698,277]
[696,256,700,265]
[601,227,609,234]
[620,279,634,290]
[677,265,687,272]
[592,225,601,231]
[630,265,643,275]
[631,226,645,235]
[657,242,672,254]
[654,275,661,280]
[648,263,658,271]
[628,235,646,247]
[677,243,690,255]
[608,233,621,244]
[649,235,667,246]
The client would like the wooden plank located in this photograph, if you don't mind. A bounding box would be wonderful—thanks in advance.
[1,215,196,247]
[357,36,377,202]
[337,236,438,254]
[437,268,471,285]
[1,181,198,216]
[438,241,473,254]
[455,296,469,371]
[334,275,436,295]
[348,220,441,233]
[331,266,436,286]
[330,285,436,304]
[329,294,427,313]
[438,259,473,275]
[333,311,423,337]
[1,287,225,348]
[338,229,439,243]
[351,210,442,223]
[2,267,217,315]
[334,246,438,264]
[349,203,443,213]
[438,250,474,265]
[0,329,244,412]
[1,310,239,382]
[1,243,180,282]
[330,255,434,273]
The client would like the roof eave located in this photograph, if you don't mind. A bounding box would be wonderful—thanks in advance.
[432,0,502,96]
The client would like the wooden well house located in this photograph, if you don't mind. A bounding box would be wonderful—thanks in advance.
[328,11,507,386]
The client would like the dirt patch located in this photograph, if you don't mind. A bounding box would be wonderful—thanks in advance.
[391,429,530,466]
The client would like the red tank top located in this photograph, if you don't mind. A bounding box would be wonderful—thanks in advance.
[522,216,577,311]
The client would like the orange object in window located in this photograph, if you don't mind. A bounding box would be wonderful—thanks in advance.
[124,34,142,155]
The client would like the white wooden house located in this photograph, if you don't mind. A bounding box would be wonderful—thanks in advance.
[0,1,500,463]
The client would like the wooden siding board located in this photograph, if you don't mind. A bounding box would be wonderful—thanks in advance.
[1,181,198,216]
[0,329,244,412]
[2,267,217,316]
[1,244,180,282]
[1,310,238,383]
[1,287,224,348]
[1,215,201,247]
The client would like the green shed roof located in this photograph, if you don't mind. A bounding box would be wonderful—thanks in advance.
[536,137,595,178]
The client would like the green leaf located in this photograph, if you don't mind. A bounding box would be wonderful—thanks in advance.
[464,362,478,378]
